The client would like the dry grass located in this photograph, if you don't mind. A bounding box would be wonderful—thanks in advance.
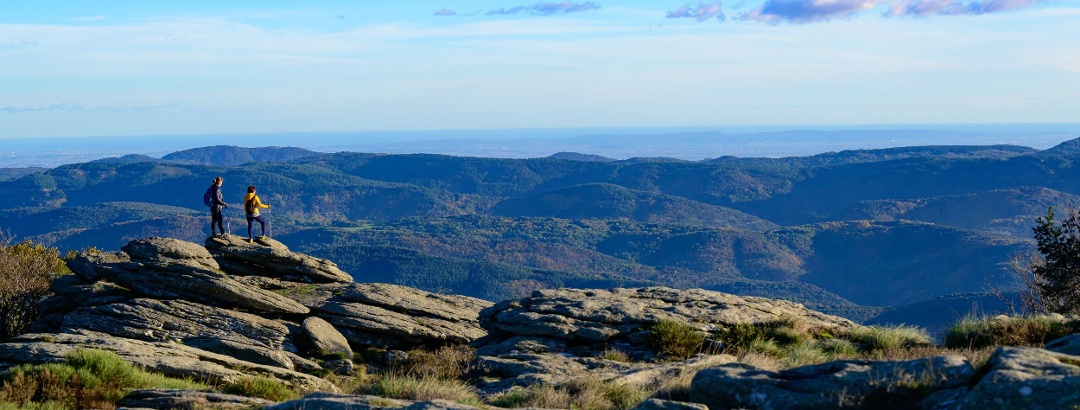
[399,345,475,380]
[487,378,649,410]
[0,349,205,410]
[358,372,480,403]
[647,320,705,360]
[943,314,1080,349]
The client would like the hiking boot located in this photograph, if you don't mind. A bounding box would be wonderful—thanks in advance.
[247,238,254,244]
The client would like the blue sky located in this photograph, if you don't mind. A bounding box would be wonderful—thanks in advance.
[1,0,1078,138]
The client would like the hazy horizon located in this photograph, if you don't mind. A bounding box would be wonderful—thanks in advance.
[3,123,1078,168]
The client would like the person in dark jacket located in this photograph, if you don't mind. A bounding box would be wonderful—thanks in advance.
[208,177,228,237]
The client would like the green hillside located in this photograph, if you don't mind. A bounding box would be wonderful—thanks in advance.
[491,183,778,230]
[1,141,1076,330]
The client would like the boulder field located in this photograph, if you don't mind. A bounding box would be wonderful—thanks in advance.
[1,236,1079,409]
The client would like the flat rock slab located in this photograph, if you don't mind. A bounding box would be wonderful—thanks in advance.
[309,283,491,348]
[0,332,338,393]
[481,287,858,343]
[689,355,973,409]
[962,346,1080,408]
[119,389,274,410]
[62,298,289,348]
[68,242,310,315]
[267,392,487,410]
[206,235,353,283]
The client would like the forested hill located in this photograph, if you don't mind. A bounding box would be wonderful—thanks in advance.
[1,138,1078,331]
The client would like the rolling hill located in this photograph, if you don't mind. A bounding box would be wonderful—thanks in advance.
[2,139,1078,331]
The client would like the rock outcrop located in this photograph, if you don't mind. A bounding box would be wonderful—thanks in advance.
[689,355,973,409]
[9,235,491,390]
[480,287,857,350]
[961,346,1080,408]
[471,287,859,394]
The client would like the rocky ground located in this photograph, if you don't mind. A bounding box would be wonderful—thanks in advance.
[1,235,1079,409]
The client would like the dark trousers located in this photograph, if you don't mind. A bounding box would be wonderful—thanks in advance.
[211,208,225,234]
[247,215,266,238]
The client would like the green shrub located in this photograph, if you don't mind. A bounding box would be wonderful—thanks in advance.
[599,348,631,363]
[647,320,704,359]
[359,372,478,403]
[222,376,299,402]
[400,345,475,380]
[0,238,70,340]
[846,325,931,352]
[943,314,1079,349]
[489,385,570,409]
[0,348,204,409]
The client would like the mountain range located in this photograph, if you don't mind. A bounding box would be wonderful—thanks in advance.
[3,137,1079,332]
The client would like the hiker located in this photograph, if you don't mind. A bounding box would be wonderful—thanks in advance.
[243,185,271,243]
[205,177,228,237]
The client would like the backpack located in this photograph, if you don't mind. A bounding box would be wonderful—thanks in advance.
[245,196,258,214]
[203,187,214,207]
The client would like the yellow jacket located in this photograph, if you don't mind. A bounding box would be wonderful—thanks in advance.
[243,193,269,216]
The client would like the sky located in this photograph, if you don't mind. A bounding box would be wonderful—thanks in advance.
[1,0,1079,139]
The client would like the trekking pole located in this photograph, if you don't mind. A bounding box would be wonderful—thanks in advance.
[267,205,272,238]
[225,206,231,235]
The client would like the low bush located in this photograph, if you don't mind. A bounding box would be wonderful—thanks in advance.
[646,320,704,359]
[845,325,932,352]
[358,372,479,403]
[0,238,71,341]
[488,378,648,410]
[0,349,204,410]
[942,314,1080,349]
[221,375,299,402]
[400,345,475,380]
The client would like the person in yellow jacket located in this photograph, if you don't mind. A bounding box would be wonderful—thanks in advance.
[243,185,271,243]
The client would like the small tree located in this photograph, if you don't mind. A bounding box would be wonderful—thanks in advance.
[0,235,69,340]
[1028,207,1080,314]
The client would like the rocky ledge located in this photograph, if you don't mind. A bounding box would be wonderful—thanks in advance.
[6,235,491,390]
[4,236,1080,409]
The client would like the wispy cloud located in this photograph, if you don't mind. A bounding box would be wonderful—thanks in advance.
[730,0,1045,24]
[67,15,108,22]
[883,0,1041,17]
[1,102,176,114]
[434,9,458,16]
[486,2,601,16]
[667,1,726,22]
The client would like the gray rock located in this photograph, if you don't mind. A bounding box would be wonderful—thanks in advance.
[303,316,353,359]
[0,332,338,393]
[67,250,132,281]
[265,392,411,410]
[689,355,973,409]
[1044,332,1080,356]
[267,392,497,410]
[961,346,1080,408]
[86,246,310,315]
[205,234,353,283]
[480,287,857,346]
[184,337,296,370]
[123,237,221,272]
[340,283,492,324]
[310,283,490,348]
[325,359,355,375]
[633,398,709,410]
[62,298,289,349]
[118,388,274,410]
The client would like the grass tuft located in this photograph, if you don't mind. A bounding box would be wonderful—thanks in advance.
[846,325,932,352]
[221,375,299,402]
[647,320,704,360]
[0,348,205,410]
[942,314,1080,349]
